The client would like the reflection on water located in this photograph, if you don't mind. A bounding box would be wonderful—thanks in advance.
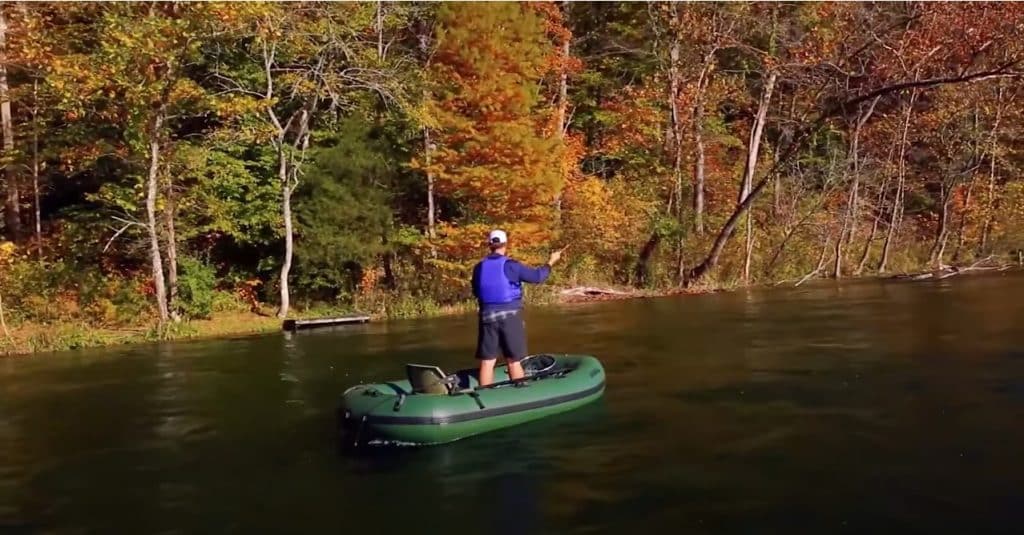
[2,273,1024,533]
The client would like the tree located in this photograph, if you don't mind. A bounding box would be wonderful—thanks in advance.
[685,2,1024,286]
[6,1,1024,340]
[47,3,221,324]
[416,2,563,262]
[216,2,401,318]
[293,119,393,299]
[0,6,19,241]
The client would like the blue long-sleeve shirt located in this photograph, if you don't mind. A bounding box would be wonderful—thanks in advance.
[471,254,550,314]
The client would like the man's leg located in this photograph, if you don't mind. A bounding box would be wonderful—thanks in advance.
[507,359,525,380]
[478,358,497,386]
[501,312,528,381]
[477,318,500,386]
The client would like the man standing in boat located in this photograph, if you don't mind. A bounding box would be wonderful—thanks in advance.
[471,229,563,386]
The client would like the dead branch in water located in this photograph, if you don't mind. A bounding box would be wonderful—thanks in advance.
[895,255,1012,281]
[795,233,833,287]
[560,286,635,298]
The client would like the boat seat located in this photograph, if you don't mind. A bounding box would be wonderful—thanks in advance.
[522,354,557,375]
[406,364,457,395]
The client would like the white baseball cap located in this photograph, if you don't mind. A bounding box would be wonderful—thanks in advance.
[487,229,508,246]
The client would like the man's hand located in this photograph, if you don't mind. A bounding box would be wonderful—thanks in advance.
[547,247,565,266]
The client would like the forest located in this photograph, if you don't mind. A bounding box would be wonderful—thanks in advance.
[1,2,1023,353]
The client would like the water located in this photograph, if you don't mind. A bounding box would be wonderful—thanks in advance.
[3,273,1024,534]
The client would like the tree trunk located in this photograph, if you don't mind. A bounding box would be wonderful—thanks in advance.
[277,142,292,319]
[739,72,777,203]
[951,180,974,263]
[952,105,989,263]
[146,115,170,324]
[263,37,314,320]
[855,137,897,275]
[554,4,570,214]
[555,10,570,141]
[424,127,436,239]
[0,9,20,242]
[774,95,798,218]
[740,71,777,283]
[277,109,312,321]
[634,232,660,288]
[693,105,706,236]
[686,71,778,285]
[813,232,832,276]
[834,97,879,279]
[834,170,851,278]
[667,8,682,213]
[164,174,179,322]
[929,182,952,268]
[743,212,755,283]
[854,172,891,275]
[979,154,997,255]
[879,90,917,273]
[692,57,713,236]
[668,8,685,284]
[934,102,987,267]
[376,0,384,61]
[416,19,438,240]
[979,85,1005,255]
[772,164,781,216]
[31,79,41,257]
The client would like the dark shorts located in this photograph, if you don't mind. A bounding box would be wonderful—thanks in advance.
[476,310,527,361]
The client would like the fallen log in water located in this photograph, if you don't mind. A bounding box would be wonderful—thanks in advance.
[559,286,634,297]
[894,256,1013,281]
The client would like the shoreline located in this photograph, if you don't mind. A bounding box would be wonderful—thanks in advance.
[560,262,1023,304]
[3,266,1020,358]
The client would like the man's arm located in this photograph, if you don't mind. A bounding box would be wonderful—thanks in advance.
[506,259,551,284]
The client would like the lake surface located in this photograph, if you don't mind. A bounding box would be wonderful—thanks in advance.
[3,273,1024,534]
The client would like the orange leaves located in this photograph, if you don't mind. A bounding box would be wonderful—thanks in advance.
[418,2,565,259]
[595,84,664,158]
[872,3,1024,82]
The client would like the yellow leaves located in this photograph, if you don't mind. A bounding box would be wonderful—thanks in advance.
[212,94,263,120]
[0,242,16,265]
[562,177,644,261]
[168,79,206,105]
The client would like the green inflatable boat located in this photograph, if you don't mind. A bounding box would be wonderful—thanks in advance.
[338,354,605,446]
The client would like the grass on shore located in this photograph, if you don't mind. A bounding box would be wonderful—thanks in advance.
[4,264,1019,357]
[0,294,482,357]
[0,312,283,356]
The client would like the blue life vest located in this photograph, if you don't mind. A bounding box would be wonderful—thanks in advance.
[477,256,522,305]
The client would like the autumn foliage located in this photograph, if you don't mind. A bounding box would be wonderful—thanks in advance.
[415,2,564,265]
[1,1,1023,341]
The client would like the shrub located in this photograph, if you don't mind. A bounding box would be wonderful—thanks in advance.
[211,289,249,313]
[176,256,217,319]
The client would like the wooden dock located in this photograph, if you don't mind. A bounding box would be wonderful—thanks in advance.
[282,315,371,332]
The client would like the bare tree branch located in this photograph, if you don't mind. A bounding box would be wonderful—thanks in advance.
[829,61,1024,118]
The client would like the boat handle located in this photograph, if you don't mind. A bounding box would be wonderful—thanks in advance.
[393,393,407,412]
[468,391,486,410]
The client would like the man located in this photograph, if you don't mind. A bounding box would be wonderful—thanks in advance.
[471,229,563,386]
